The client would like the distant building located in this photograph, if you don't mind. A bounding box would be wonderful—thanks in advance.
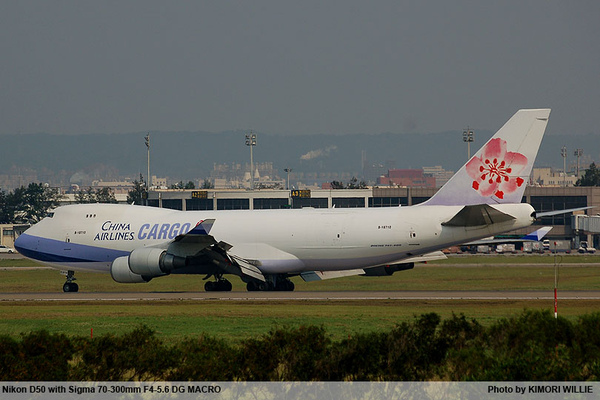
[0,166,38,191]
[1,223,29,249]
[92,180,135,195]
[376,169,436,188]
[209,162,284,189]
[363,159,396,184]
[151,176,167,189]
[532,167,578,187]
[422,166,455,188]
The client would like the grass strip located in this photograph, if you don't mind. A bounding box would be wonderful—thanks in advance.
[1,299,599,343]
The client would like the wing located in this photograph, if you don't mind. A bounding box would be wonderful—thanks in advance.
[300,251,447,281]
[465,226,553,245]
[168,219,266,282]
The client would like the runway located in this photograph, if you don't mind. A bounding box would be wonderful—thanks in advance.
[2,290,600,302]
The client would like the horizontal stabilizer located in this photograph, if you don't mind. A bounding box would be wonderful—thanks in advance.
[442,204,515,227]
[536,206,594,218]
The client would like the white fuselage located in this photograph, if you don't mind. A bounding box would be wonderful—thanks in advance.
[16,202,535,275]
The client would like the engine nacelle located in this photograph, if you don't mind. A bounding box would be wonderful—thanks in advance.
[362,262,415,276]
[110,256,153,283]
[129,247,170,276]
[110,248,187,284]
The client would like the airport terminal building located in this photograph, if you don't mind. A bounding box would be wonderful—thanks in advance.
[145,186,600,249]
[3,186,600,251]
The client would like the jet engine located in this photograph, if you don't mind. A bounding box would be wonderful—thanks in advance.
[362,262,414,276]
[110,248,187,283]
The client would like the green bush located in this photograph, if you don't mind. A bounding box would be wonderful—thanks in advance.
[327,331,388,380]
[0,335,25,380]
[0,331,73,380]
[167,335,237,381]
[2,311,600,381]
[70,326,176,381]
[237,325,332,381]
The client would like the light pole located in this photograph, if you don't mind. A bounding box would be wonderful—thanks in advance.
[574,149,583,178]
[284,168,293,190]
[462,127,474,160]
[561,146,567,187]
[245,132,257,190]
[145,133,150,205]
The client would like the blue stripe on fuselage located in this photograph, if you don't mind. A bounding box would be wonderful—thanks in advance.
[15,233,130,264]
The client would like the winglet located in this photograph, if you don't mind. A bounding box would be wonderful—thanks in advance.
[521,226,552,241]
[423,109,551,206]
[173,219,217,244]
[187,219,215,235]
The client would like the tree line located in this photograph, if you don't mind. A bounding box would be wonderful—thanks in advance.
[577,162,600,186]
[0,178,149,224]
[2,310,600,381]
[0,183,63,224]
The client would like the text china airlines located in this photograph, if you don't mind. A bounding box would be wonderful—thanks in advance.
[94,221,193,241]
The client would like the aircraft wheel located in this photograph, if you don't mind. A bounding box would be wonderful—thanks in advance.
[247,281,269,291]
[286,280,295,291]
[214,280,232,291]
[204,281,215,292]
[63,282,79,292]
[220,280,232,291]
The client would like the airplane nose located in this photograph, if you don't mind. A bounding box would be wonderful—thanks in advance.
[14,233,28,254]
[14,232,37,259]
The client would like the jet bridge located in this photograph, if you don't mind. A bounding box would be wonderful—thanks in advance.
[572,214,600,249]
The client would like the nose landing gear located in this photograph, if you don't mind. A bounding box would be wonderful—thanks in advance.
[62,270,79,292]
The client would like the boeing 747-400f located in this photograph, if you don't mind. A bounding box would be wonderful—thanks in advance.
[16,109,552,292]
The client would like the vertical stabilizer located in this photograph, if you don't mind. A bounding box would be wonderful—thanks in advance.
[423,109,550,206]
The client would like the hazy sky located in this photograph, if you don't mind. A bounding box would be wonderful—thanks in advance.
[1,1,598,136]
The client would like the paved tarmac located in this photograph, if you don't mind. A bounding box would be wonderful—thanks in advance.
[3,253,600,302]
[1,290,600,302]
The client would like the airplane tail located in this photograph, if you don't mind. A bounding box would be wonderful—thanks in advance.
[423,109,551,206]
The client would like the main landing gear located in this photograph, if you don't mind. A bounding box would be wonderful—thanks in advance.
[204,278,233,292]
[62,270,79,292]
[246,277,295,292]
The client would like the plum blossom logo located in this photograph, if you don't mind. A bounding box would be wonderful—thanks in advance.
[465,138,528,199]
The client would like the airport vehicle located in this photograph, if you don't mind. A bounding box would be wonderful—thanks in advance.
[578,240,596,254]
[495,244,516,254]
[0,245,16,254]
[16,109,557,292]
[543,239,550,251]
[523,241,543,253]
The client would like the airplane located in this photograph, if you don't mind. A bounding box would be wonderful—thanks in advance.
[463,225,552,246]
[459,226,552,254]
[16,109,554,293]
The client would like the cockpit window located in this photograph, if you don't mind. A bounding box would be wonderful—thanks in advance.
[46,212,55,218]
